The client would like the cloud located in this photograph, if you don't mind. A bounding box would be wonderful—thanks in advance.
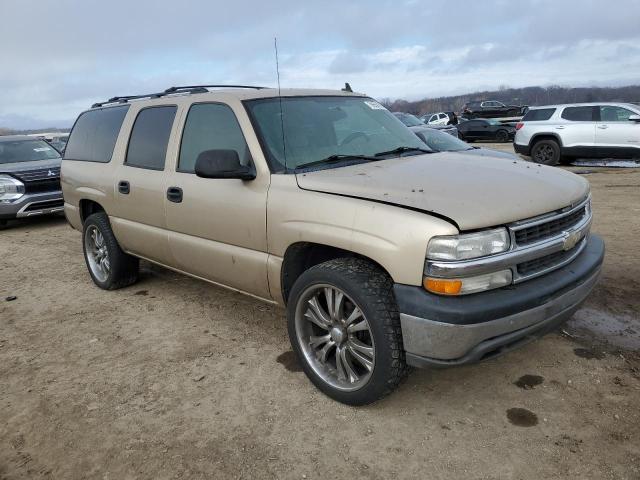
[328,52,369,74]
[1,0,639,128]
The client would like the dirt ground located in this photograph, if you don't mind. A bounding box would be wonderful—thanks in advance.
[1,151,639,479]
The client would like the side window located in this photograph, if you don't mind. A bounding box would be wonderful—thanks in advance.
[438,113,447,119]
[429,115,438,122]
[561,106,595,122]
[64,105,129,162]
[125,106,176,170]
[600,106,636,122]
[178,103,250,173]
[522,108,556,121]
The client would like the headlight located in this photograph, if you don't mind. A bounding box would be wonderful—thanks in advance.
[427,227,510,261]
[0,175,25,201]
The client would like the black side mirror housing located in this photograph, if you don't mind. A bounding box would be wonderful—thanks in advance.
[194,150,255,180]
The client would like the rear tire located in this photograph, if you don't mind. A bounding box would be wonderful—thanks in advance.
[287,258,409,406]
[496,130,510,143]
[531,139,561,165]
[82,212,139,290]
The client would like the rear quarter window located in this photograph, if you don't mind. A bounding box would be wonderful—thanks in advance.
[522,108,556,121]
[64,105,129,162]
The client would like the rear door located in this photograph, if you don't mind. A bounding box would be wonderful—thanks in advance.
[110,105,178,264]
[596,105,640,156]
[164,102,270,299]
[558,106,597,149]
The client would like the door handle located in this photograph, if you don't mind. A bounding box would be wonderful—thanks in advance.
[597,125,609,129]
[166,186,183,203]
[555,126,565,130]
[118,180,130,194]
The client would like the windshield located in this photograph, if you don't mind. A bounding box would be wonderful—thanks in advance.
[245,96,427,171]
[417,128,472,152]
[0,139,61,164]
[394,112,423,127]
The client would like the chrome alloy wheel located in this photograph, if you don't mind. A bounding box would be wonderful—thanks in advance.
[294,284,375,391]
[84,225,110,282]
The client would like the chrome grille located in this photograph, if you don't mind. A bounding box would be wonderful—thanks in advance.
[514,206,586,246]
[517,241,584,276]
[11,167,60,182]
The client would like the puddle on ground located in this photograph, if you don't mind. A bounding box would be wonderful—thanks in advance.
[276,351,302,372]
[507,408,539,427]
[569,308,640,351]
[570,159,640,168]
[514,374,544,390]
[573,347,606,360]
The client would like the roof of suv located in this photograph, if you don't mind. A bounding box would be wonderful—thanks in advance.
[89,87,367,110]
[527,102,640,110]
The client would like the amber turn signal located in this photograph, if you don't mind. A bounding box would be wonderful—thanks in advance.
[423,277,462,295]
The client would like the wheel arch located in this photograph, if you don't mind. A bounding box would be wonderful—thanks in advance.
[529,133,563,149]
[79,199,106,224]
[280,242,392,305]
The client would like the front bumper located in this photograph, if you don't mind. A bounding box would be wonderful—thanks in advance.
[395,234,604,367]
[0,191,64,220]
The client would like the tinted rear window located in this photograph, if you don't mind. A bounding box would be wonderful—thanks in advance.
[125,106,176,170]
[561,106,595,122]
[522,108,556,121]
[64,105,129,162]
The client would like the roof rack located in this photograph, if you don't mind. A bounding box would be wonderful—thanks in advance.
[91,84,267,108]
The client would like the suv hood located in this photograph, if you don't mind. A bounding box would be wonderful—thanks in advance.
[295,153,589,230]
[0,158,61,175]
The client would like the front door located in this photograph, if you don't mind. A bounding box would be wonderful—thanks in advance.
[164,102,271,299]
[596,105,640,157]
[110,105,178,264]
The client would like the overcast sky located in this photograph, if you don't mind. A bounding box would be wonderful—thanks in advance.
[1,0,639,128]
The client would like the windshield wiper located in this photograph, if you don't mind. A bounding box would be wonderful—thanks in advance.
[294,154,378,170]
[374,146,432,157]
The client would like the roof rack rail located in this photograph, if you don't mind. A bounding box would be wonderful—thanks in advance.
[92,92,164,108]
[91,84,267,108]
[164,85,266,94]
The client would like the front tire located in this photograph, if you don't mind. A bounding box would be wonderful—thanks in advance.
[82,212,139,290]
[287,258,408,405]
[531,139,561,165]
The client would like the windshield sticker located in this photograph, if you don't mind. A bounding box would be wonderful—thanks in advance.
[33,147,51,152]
[364,100,386,110]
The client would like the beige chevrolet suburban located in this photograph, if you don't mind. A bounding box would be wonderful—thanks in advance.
[61,85,604,405]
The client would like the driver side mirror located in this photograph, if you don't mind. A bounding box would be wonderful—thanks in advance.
[628,114,640,122]
[195,150,255,180]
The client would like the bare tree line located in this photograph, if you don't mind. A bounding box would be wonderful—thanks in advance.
[380,84,640,116]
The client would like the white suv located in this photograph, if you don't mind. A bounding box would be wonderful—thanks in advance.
[514,103,640,165]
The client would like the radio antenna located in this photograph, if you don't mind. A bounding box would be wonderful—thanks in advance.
[274,37,287,169]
